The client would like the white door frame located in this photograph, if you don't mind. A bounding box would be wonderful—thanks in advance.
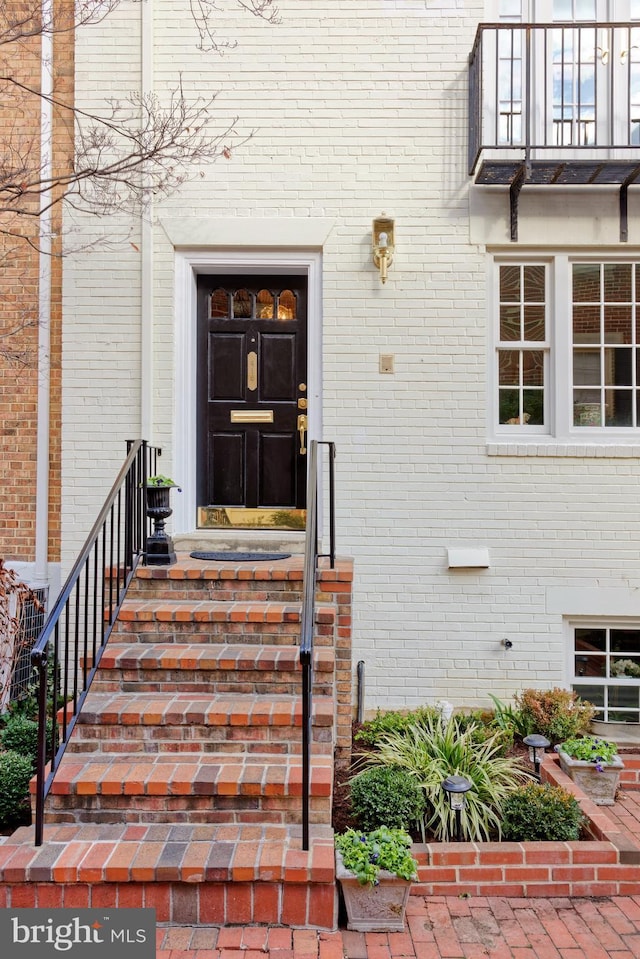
[172,248,324,534]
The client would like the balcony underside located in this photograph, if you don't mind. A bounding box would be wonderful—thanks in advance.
[475,158,640,242]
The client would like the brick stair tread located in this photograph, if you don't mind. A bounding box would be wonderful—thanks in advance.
[136,556,306,582]
[78,691,334,727]
[116,599,333,624]
[0,822,335,884]
[99,643,334,671]
[47,753,333,797]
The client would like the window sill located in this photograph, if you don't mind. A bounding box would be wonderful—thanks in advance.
[487,442,640,457]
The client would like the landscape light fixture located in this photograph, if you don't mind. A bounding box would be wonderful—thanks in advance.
[523,733,550,780]
[442,774,472,842]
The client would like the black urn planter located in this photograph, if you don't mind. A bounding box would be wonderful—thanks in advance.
[144,483,179,566]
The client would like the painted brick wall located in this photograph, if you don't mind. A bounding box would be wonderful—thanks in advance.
[63,0,640,712]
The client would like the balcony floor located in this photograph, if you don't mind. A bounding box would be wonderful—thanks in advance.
[475,158,640,186]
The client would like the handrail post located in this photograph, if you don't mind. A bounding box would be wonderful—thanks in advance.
[328,442,336,569]
[33,647,48,846]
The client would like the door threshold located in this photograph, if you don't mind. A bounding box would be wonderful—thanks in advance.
[173,529,306,555]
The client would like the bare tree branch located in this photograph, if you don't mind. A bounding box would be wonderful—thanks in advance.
[0,0,279,360]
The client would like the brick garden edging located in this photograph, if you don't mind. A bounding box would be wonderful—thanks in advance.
[410,753,640,899]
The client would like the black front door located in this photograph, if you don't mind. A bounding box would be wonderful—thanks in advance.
[196,275,308,528]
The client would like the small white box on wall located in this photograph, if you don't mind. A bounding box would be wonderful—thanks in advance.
[447,548,490,569]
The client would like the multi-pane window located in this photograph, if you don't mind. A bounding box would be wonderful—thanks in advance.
[572,263,640,427]
[573,625,640,722]
[497,264,547,426]
[496,258,640,435]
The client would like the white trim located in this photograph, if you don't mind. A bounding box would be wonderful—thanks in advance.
[140,0,154,440]
[172,248,324,535]
[161,217,335,250]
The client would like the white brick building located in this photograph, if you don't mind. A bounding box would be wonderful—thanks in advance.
[59,0,640,721]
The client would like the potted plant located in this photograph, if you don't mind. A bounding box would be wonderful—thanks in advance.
[143,475,181,566]
[334,826,418,932]
[556,736,624,806]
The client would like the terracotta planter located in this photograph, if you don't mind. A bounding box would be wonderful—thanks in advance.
[335,850,412,932]
[557,749,624,806]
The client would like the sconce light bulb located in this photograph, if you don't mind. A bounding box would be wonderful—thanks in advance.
[378,231,388,250]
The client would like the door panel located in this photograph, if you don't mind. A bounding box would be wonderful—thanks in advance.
[261,334,296,401]
[197,275,308,527]
[260,433,297,506]
[209,432,245,505]
[209,333,245,400]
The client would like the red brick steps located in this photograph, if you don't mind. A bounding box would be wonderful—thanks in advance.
[18,555,355,929]
[46,752,333,824]
[0,823,337,926]
[111,600,335,647]
[92,642,334,694]
[69,691,334,754]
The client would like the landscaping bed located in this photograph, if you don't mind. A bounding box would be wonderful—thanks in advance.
[333,695,640,898]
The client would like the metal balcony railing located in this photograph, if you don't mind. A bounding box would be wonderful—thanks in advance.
[469,22,640,173]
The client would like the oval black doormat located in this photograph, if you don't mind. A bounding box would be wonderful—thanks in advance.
[190,551,291,562]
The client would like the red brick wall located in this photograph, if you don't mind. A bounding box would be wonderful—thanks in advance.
[0,0,73,565]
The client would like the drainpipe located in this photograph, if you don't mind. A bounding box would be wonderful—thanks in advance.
[140,0,154,441]
[34,0,53,586]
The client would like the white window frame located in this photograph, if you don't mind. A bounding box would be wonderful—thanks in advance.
[489,252,640,447]
[568,617,640,722]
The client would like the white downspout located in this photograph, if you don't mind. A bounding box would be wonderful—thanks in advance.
[34,0,53,586]
[140,0,154,440]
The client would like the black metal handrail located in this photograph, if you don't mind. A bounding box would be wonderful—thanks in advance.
[31,440,160,845]
[300,439,336,851]
[469,22,640,175]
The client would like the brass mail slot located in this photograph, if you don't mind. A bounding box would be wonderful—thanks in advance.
[230,410,274,424]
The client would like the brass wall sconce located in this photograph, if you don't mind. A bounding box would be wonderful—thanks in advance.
[372,216,394,284]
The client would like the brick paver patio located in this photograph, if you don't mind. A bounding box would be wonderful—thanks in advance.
[156,791,640,958]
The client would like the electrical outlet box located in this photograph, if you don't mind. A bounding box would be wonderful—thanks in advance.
[379,354,395,374]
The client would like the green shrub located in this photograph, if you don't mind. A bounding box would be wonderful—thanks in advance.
[487,694,532,738]
[350,765,427,832]
[456,709,514,754]
[0,715,54,769]
[0,750,33,826]
[365,714,531,842]
[515,688,596,743]
[1,716,39,765]
[355,707,439,748]
[501,782,585,841]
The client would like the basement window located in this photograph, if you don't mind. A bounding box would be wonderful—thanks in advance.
[572,624,640,723]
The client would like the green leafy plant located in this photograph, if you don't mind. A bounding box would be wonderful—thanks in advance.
[501,782,585,841]
[456,708,514,754]
[0,714,54,769]
[488,694,532,738]
[559,736,618,770]
[349,765,427,832]
[365,713,531,841]
[146,475,178,487]
[355,707,439,748]
[515,688,596,743]
[1,715,39,766]
[335,826,418,886]
[0,750,33,826]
